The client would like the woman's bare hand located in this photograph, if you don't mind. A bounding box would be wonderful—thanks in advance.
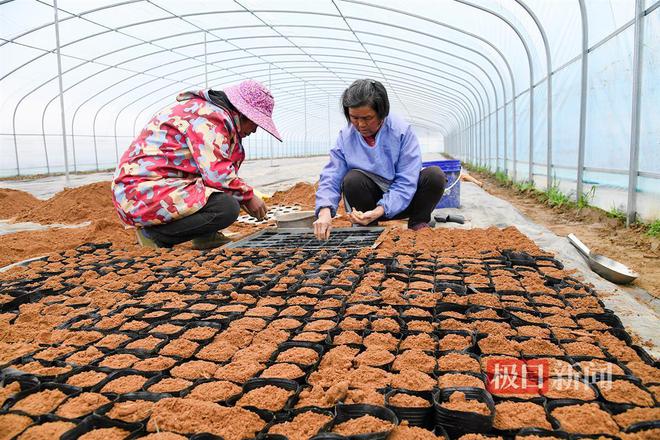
[313,208,333,240]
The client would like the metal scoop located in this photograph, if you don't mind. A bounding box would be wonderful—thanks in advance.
[567,233,639,284]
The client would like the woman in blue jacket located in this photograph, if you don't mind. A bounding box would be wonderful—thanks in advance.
[314,79,446,240]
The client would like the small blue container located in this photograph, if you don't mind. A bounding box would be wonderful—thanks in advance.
[422,160,461,208]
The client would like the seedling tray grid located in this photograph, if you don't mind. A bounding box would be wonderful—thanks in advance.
[1,241,658,439]
[224,227,384,249]
[236,204,301,225]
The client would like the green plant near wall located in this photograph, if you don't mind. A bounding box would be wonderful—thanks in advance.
[494,170,510,186]
[606,206,627,222]
[577,186,596,209]
[513,180,536,193]
[543,179,572,208]
[646,220,660,237]
[463,160,660,234]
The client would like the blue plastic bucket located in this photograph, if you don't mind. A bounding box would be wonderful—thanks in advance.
[422,160,461,208]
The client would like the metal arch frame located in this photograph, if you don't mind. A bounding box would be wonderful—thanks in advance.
[276,75,470,132]
[36,43,334,172]
[146,0,343,105]
[6,3,509,176]
[13,17,499,173]
[52,0,68,179]
[121,73,468,157]
[337,0,516,175]
[191,9,511,166]
[276,31,501,128]
[576,0,589,201]
[31,0,335,103]
[513,0,553,191]
[130,75,466,147]
[7,8,302,173]
[107,72,464,165]
[626,0,645,225]
[229,0,348,95]
[117,21,490,162]
[335,1,488,163]
[6,3,515,175]
[104,42,489,150]
[119,52,476,134]
[28,5,499,168]
[93,46,484,164]
[331,0,412,120]
[150,2,660,196]
[275,88,457,136]
[238,65,472,131]
[326,25,505,169]
[127,64,475,143]
[453,0,535,182]
[13,1,343,113]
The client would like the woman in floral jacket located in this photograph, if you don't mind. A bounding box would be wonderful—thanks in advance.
[112,80,281,249]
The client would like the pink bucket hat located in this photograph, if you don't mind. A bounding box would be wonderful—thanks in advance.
[225,80,282,142]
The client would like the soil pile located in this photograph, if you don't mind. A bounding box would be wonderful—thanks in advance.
[15,182,115,224]
[0,181,135,268]
[268,182,318,208]
[0,188,42,218]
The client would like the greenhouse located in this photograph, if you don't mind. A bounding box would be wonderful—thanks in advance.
[0,1,658,439]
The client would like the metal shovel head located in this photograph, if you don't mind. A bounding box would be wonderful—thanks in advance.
[587,254,639,285]
[567,233,639,285]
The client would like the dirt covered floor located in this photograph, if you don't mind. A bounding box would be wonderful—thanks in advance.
[469,171,660,298]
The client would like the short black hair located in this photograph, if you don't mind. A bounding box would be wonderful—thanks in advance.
[341,79,390,122]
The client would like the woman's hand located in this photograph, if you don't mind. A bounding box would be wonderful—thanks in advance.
[314,208,333,240]
[348,206,384,226]
[243,195,267,220]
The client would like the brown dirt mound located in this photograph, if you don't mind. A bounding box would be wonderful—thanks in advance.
[268,182,317,208]
[0,180,395,269]
[15,181,116,224]
[0,188,42,219]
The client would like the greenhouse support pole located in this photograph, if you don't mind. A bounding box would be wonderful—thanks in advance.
[627,0,645,226]
[304,83,307,157]
[327,94,331,152]
[204,32,208,89]
[576,0,589,200]
[515,1,553,191]
[453,0,533,183]
[504,102,509,175]
[269,64,274,167]
[53,0,69,183]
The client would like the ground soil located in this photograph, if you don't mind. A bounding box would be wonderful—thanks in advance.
[0,188,41,218]
[0,181,345,269]
[471,170,660,297]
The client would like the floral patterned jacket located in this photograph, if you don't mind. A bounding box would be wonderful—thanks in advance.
[111,90,253,226]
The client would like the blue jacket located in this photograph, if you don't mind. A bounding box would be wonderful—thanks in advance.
[315,114,422,218]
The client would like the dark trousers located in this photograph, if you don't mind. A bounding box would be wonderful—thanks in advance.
[145,192,240,247]
[343,166,446,227]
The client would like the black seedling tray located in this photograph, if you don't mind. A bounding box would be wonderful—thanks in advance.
[384,388,434,428]
[60,413,142,440]
[332,403,398,440]
[225,228,384,250]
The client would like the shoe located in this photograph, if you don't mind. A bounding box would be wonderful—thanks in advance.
[191,232,232,250]
[135,228,163,248]
[409,222,431,231]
